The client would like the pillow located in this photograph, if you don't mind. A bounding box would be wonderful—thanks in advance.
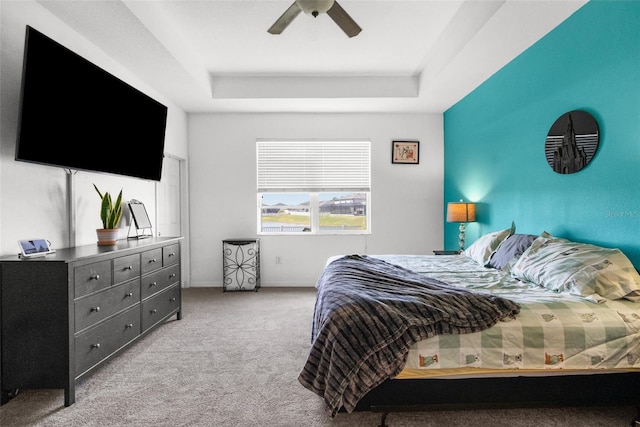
[463,222,515,266]
[486,234,537,270]
[510,233,640,303]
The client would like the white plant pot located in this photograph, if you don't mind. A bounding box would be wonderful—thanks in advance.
[96,228,118,246]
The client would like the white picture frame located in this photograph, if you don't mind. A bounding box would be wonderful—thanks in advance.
[18,239,55,258]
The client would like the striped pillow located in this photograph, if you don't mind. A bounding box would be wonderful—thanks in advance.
[511,233,640,303]
[463,222,515,266]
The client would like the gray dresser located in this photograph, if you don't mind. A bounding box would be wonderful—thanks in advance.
[0,237,182,406]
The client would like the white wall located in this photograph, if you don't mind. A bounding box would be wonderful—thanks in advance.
[1,1,442,288]
[0,1,188,256]
[188,113,444,287]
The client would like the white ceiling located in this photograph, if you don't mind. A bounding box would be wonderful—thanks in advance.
[37,0,586,114]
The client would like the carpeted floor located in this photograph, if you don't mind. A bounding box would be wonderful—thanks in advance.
[0,287,637,426]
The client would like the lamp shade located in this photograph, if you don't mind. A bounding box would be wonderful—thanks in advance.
[446,202,476,223]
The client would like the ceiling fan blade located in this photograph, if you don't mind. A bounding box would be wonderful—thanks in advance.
[326,1,361,38]
[268,2,302,35]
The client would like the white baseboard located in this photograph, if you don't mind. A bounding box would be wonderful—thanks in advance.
[188,282,315,288]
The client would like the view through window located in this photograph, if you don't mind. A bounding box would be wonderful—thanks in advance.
[257,141,370,235]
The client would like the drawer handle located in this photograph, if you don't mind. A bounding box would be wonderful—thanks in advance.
[150,309,157,314]
[168,253,175,257]
[169,273,176,278]
[125,292,133,298]
[91,343,101,349]
[150,281,157,287]
[150,258,157,263]
[127,265,133,270]
[170,297,176,302]
[91,306,101,312]
[126,323,134,329]
[91,274,100,280]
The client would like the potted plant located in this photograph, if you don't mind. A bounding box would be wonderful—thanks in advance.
[93,184,123,246]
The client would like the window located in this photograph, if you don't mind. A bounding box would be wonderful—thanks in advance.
[257,140,370,235]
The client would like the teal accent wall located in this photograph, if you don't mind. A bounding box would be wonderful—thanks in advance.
[444,0,640,267]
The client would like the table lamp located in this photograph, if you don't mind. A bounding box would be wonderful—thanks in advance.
[446,201,476,252]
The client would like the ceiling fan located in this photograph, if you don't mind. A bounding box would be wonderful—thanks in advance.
[268,0,362,38]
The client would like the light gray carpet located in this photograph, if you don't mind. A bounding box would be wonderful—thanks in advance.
[0,287,637,426]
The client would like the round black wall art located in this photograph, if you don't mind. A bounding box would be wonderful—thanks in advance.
[545,110,599,174]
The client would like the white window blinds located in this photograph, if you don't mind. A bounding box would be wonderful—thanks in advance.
[257,141,371,192]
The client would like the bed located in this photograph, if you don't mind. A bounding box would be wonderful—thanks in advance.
[298,227,640,425]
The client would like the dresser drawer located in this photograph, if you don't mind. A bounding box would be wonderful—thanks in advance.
[141,248,163,275]
[74,260,112,298]
[113,254,140,285]
[163,244,180,266]
[141,264,180,300]
[75,305,140,376]
[141,285,180,331]
[75,280,140,332]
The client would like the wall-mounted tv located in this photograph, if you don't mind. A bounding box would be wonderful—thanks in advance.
[16,26,168,181]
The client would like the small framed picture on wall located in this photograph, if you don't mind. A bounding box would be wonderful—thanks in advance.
[392,140,419,164]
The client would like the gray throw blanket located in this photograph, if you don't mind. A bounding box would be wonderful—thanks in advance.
[298,255,520,416]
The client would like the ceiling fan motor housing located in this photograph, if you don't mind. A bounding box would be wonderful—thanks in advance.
[269,0,360,38]
[296,0,335,16]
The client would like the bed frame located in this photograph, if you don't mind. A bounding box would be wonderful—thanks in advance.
[354,372,640,426]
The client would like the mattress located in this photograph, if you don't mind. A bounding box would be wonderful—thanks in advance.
[369,254,640,374]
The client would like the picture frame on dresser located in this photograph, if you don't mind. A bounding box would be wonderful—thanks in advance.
[17,238,55,257]
[128,200,153,239]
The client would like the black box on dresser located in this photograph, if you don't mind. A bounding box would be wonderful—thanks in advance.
[0,237,182,406]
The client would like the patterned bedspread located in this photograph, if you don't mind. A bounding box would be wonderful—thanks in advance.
[297,254,520,416]
[376,255,640,372]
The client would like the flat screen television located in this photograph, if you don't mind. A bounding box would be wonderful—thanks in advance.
[16,26,168,181]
